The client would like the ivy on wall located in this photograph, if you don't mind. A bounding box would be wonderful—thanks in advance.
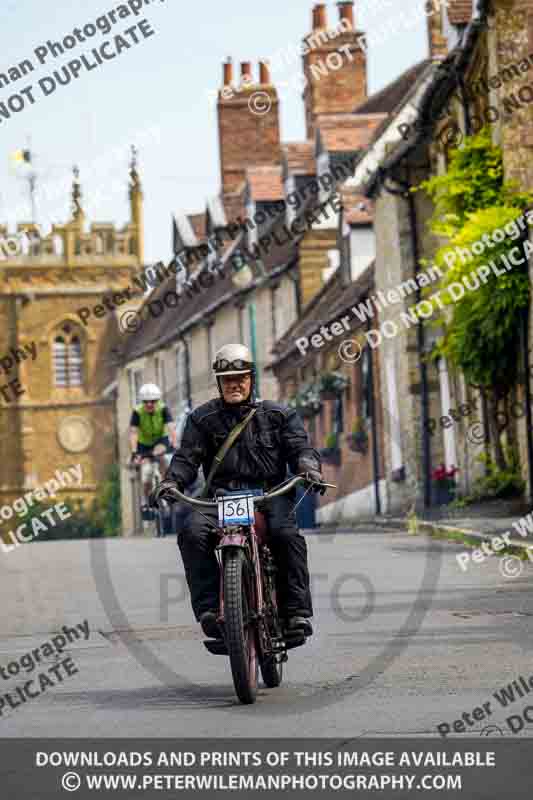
[418,128,533,470]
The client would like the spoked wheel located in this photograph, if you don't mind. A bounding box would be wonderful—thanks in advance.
[223,548,258,704]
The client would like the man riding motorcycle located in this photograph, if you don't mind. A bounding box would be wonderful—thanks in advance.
[151,344,323,641]
[130,383,176,519]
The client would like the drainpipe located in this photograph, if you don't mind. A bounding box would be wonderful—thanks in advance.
[364,318,382,515]
[179,334,192,409]
[248,302,261,397]
[379,168,432,509]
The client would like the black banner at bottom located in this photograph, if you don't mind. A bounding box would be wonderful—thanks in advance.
[1,739,532,798]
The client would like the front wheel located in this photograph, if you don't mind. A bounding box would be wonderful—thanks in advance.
[223,548,258,704]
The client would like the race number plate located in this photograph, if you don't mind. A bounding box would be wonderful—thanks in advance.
[218,492,255,527]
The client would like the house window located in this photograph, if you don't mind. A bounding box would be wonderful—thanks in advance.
[52,323,83,387]
[176,345,188,407]
[130,369,144,406]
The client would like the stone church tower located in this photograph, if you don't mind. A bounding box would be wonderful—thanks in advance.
[0,153,143,514]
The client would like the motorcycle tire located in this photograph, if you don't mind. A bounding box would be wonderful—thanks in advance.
[223,548,258,705]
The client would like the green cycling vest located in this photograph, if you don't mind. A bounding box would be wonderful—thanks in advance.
[136,401,166,446]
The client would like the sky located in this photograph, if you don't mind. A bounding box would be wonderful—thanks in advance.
[0,1,429,264]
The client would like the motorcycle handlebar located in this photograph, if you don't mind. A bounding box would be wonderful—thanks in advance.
[159,475,336,509]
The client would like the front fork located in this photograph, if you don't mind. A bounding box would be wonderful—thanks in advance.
[215,526,263,629]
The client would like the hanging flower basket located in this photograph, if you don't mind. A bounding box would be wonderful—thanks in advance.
[318,371,350,400]
[347,431,368,454]
[321,432,341,467]
[288,382,322,417]
[346,417,369,454]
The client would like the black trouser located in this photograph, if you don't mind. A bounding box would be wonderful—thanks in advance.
[177,495,313,621]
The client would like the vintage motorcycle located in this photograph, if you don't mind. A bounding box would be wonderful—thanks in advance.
[161,474,334,704]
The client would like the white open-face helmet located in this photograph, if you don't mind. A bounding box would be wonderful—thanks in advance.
[213,344,255,401]
[213,344,255,377]
[139,383,162,402]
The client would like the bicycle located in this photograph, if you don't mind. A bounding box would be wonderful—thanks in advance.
[129,445,175,537]
[158,474,335,704]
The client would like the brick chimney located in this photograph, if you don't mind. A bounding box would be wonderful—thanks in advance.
[217,60,281,196]
[259,60,271,85]
[303,1,367,139]
[338,0,354,28]
[427,1,447,60]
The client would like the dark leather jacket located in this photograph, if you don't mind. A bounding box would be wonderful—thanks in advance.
[167,398,321,495]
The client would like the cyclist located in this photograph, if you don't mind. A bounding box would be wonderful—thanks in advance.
[151,344,323,641]
[130,383,176,520]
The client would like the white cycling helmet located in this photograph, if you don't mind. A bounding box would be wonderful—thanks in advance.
[139,383,162,402]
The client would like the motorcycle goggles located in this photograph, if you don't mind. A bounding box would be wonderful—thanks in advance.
[213,358,254,374]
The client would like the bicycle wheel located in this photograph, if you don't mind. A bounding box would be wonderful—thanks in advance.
[223,548,258,704]
[155,512,163,538]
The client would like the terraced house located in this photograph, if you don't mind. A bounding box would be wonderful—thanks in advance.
[115,0,527,531]
[345,0,533,509]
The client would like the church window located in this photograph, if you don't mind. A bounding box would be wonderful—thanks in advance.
[53,323,84,387]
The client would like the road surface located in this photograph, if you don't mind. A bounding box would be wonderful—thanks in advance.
[1,526,533,737]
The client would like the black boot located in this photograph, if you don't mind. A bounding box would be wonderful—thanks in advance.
[286,616,313,637]
[200,610,221,639]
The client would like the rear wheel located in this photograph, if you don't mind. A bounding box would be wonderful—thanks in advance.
[260,653,283,687]
[260,582,283,688]
[224,548,258,704]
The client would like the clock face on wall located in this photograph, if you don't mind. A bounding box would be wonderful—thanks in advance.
[57,416,93,453]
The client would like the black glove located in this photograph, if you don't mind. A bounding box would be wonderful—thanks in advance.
[301,468,326,495]
[148,478,183,508]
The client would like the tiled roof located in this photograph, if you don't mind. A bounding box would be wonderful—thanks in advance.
[121,210,301,363]
[341,189,374,225]
[282,142,315,175]
[448,0,473,25]
[246,166,284,201]
[270,261,375,365]
[353,60,431,115]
